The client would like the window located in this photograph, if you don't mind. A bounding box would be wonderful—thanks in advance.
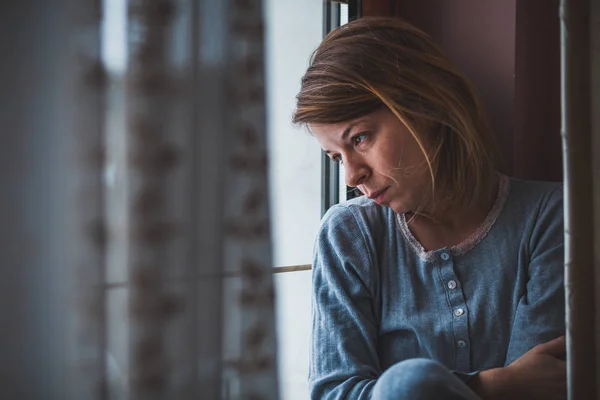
[322,1,362,211]
[265,1,358,398]
[264,1,322,398]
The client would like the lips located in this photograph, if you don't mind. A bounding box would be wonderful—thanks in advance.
[368,187,389,204]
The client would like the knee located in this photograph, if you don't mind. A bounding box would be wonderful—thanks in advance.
[372,358,454,400]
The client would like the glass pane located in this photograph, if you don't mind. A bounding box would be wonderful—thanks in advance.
[264,0,323,399]
[340,3,349,25]
[337,3,350,203]
[339,164,348,202]
[265,1,322,269]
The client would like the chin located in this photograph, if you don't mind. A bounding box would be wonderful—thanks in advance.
[387,201,409,214]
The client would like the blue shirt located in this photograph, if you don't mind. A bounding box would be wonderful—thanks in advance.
[309,176,565,399]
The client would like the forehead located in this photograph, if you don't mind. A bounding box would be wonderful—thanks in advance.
[308,113,379,139]
[308,120,359,151]
[308,106,403,135]
[308,107,399,146]
[308,120,353,137]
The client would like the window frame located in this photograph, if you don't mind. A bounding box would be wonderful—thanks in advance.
[270,0,361,273]
[321,0,362,217]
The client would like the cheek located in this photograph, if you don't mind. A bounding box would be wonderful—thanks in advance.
[385,149,419,175]
[383,156,429,190]
[403,148,430,177]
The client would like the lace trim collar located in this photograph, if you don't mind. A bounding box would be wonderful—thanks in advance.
[396,174,510,262]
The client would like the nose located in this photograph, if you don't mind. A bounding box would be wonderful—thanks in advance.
[343,154,369,187]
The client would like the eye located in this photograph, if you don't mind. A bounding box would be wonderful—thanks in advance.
[330,154,343,164]
[352,133,367,146]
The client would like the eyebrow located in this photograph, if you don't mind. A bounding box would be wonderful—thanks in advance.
[323,120,364,154]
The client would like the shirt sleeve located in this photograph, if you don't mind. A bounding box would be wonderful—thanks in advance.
[308,205,381,399]
[504,185,565,365]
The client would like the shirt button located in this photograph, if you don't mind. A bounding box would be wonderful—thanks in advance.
[454,308,465,317]
[457,340,467,348]
[440,252,450,261]
[447,280,457,290]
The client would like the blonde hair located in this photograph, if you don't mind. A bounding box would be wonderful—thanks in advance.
[293,17,499,218]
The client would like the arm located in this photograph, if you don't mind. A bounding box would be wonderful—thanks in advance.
[309,205,380,399]
[468,336,566,400]
[469,186,566,399]
[504,186,565,363]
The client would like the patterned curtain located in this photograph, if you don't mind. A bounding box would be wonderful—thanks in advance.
[0,0,278,399]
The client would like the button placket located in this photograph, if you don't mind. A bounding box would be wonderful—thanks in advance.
[438,251,471,371]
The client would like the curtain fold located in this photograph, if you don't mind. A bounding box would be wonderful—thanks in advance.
[0,0,278,398]
[68,0,108,398]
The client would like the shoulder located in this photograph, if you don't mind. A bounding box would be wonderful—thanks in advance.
[504,177,563,221]
[315,196,394,274]
[321,195,394,226]
[319,196,393,241]
[503,177,563,249]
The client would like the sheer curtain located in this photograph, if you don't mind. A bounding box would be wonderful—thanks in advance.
[0,0,278,399]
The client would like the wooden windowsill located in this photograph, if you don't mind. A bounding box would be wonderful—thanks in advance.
[273,264,312,273]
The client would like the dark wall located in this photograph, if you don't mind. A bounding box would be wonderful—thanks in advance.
[362,0,562,181]
[513,0,561,181]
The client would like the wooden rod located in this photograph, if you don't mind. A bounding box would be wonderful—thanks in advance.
[104,264,314,288]
[272,264,312,273]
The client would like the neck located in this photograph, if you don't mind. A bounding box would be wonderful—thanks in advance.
[406,174,500,251]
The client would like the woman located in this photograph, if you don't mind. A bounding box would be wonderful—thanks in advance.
[293,17,565,399]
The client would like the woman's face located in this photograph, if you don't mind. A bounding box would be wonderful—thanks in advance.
[309,107,432,214]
